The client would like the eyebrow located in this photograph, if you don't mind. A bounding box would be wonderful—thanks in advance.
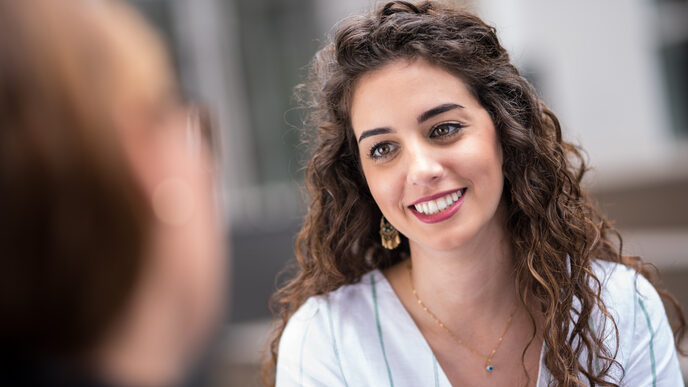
[417,103,464,123]
[357,103,464,143]
[358,127,393,143]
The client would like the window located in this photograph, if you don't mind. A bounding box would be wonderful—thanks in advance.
[656,0,688,136]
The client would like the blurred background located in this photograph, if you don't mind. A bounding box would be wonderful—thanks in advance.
[120,0,687,385]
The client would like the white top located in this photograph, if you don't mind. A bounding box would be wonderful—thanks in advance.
[276,260,684,386]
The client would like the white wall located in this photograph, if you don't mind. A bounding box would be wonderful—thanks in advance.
[477,0,688,186]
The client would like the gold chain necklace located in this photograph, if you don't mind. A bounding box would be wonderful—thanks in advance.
[407,263,517,373]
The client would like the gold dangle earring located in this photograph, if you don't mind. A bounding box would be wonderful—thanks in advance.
[380,216,401,250]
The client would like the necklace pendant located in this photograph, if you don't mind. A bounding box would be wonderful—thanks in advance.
[486,365,494,372]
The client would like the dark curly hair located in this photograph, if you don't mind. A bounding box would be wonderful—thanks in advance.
[264,1,686,385]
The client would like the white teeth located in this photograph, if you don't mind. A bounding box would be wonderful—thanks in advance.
[413,190,464,215]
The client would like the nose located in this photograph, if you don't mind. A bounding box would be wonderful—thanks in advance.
[406,143,443,187]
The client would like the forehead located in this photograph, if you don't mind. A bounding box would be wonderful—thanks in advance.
[350,59,478,131]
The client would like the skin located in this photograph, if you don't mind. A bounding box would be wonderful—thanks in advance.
[351,58,541,386]
[85,7,226,384]
[98,102,224,386]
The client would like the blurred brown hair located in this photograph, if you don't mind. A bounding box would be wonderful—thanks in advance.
[0,0,177,361]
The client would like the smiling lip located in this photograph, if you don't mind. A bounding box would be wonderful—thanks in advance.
[408,188,466,224]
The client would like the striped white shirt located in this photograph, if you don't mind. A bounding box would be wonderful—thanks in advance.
[276,260,684,386]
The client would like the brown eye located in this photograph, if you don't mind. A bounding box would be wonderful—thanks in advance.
[430,123,462,138]
[370,142,396,159]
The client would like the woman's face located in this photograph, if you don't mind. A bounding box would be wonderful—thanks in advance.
[351,59,505,253]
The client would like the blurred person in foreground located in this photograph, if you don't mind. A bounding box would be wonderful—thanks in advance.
[0,0,225,385]
[266,1,686,386]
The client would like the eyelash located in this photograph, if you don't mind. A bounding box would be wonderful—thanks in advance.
[369,142,397,160]
[367,122,464,161]
[429,122,463,139]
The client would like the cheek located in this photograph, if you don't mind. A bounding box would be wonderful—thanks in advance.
[474,152,503,185]
[479,151,504,203]
[361,163,402,211]
[455,137,504,194]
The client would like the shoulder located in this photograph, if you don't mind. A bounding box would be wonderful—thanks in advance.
[590,259,660,313]
[589,260,683,385]
[281,270,382,334]
[276,270,384,385]
[279,273,369,344]
[588,259,660,335]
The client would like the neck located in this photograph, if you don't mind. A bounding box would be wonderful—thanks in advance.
[408,215,516,326]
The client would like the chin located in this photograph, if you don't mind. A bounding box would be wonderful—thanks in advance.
[416,232,473,252]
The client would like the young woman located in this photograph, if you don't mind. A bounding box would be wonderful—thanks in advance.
[0,0,224,385]
[266,1,685,386]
